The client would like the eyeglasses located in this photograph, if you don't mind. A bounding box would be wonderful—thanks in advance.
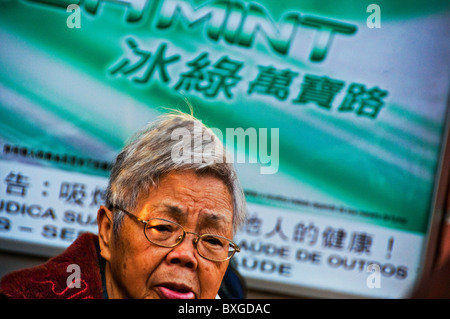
[112,206,240,262]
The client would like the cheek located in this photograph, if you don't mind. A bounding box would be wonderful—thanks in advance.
[110,239,134,282]
[110,235,166,297]
[199,262,228,298]
[114,223,162,271]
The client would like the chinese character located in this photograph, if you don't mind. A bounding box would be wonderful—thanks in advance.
[89,186,106,207]
[174,53,243,99]
[4,171,30,197]
[292,222,319,245]
[348,231,373,254]
[322,227,346,249]
[338,84,388,118]
[109,38,180,84]
[174,52,210,91]
[243,213,263,236]
[265,217,289,241]
[59,182,87,206]
[293,74,345,109]
[247,65,298,101]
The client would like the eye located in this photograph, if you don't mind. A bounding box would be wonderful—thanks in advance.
[149,224,174,233]
[202,236,226,248]
[145,220,181,243]
[146,219,180,234]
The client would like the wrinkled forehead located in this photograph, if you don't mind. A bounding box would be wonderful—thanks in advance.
[137,171,234,234]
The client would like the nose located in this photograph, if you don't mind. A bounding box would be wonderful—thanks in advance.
[166,233,199,270]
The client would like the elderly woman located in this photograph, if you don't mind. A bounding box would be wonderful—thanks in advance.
[0,112,247,299]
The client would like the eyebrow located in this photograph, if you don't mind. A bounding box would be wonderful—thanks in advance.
[162,204,186,222]
[152,203,229,231]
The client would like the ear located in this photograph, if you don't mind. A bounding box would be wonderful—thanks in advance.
[97,205,114,262]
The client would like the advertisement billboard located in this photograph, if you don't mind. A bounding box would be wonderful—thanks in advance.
[1,0,449,298]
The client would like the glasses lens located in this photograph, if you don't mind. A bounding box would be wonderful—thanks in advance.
[145,218,184,247]
[144,218,238,261]
[198,235,235,261]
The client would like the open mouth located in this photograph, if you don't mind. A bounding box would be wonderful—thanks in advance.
[156,284,196,299]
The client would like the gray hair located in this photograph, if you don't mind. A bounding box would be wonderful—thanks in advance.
[105,112,247,236]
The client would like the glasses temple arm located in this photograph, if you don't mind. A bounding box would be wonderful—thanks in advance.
[112,206,148,225]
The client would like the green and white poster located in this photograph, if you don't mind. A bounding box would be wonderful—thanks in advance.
[0,0,449,298]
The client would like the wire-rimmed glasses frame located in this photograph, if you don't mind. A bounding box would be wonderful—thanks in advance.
[112,206,240,262]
